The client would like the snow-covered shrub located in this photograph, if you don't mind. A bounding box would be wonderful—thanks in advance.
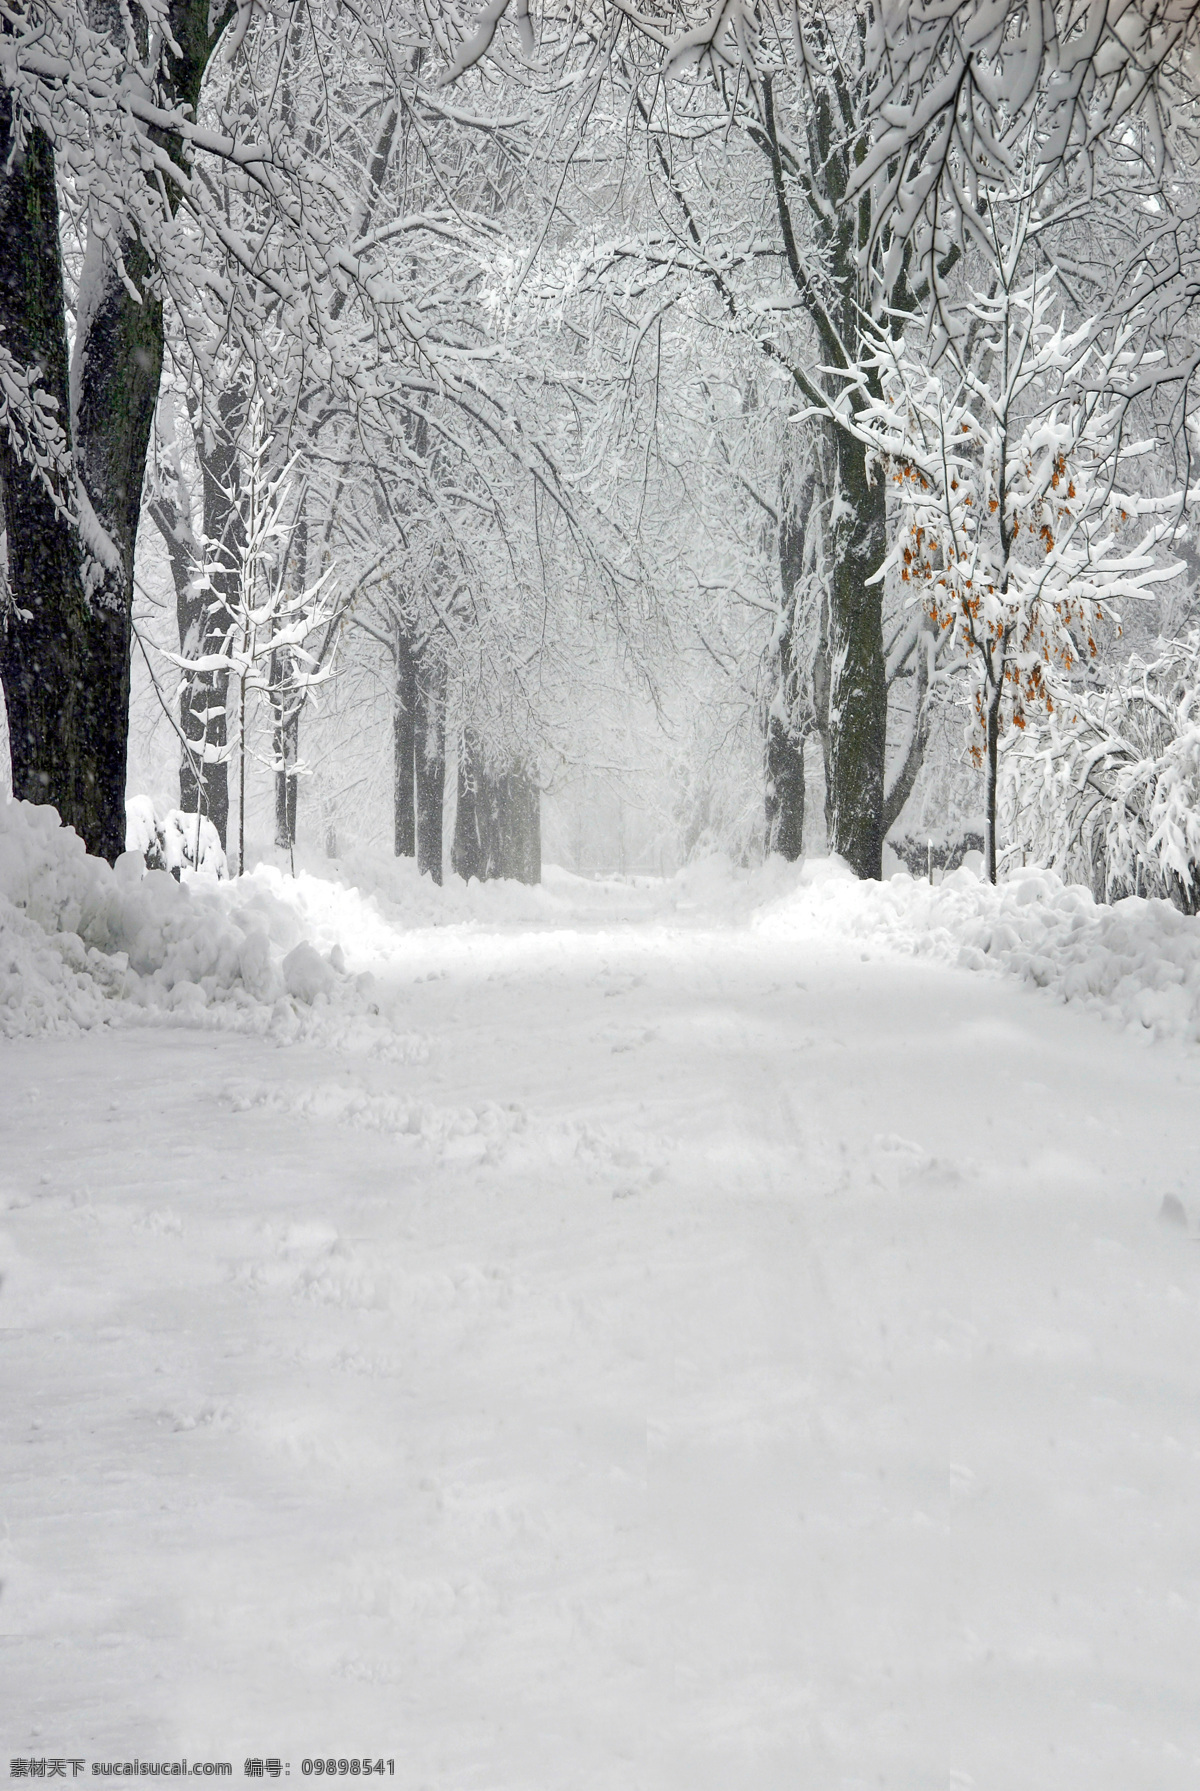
[888,823,985,880]
[852,156,1185,879]
[126,795,228,879]
[1001,633,1200,911]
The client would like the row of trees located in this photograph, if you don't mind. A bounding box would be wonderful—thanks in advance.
[3,1,1200,898]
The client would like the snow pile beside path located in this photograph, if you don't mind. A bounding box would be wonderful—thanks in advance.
[0,798,675,1044]
[0,801,411,1047]
[12,788,1200,1051]
[757,856,1200,1044]
[0,891,125,1037]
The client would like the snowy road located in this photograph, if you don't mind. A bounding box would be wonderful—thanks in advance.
[3,886,1200,1788]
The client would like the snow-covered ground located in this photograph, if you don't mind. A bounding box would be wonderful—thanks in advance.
[2,801,1200,1787]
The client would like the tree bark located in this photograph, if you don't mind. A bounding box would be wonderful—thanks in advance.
[452,730,540,884]
[758,55,915,882]
[766,488,811,861]
[985,678,1002,885]
[183,384,246,849]
[393,624,417,858]
[827,435,888,880]
[0,110,94,831]
[451,728,487,882]
[272,651,300,851]
[765,715,806,860]
[70,221,163,862]
[149,430,235,850]
[415,654,446,883]
[271,507,306,851]
[0,0,234,861]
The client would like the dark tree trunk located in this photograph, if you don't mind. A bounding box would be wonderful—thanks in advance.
[178,655,231,847]
[272,654,300,851]
[827,435,888,881]
[811,592,833,840]
[0,112,95,831]
[393,625,416,858]
[758,53,925,884]
[70,220,164,863]
[452,730,541,885]
[765,717,805,860]
[0,0,233,862]
[415,655,446,883]
[984,677,1002,885]
[275,722,299,848]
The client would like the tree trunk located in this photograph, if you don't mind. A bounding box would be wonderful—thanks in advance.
[270,506,306,852]
[393,625,416,858]
[272,652,300,851]
[452,730,541,884]
[70,214,164,863]
[0,0,233,861]
[827,436,888,880]
[767,489,811,861]
[415,655,446,883]
[149,452,233,849]
[498,766,541,884]
[179,670,230,845]
[985,678,1002,885]
[451,729,487,882]
[181,384,247,850]
[0,112,95,833]
[811,597,833,841]
[765,716,806,859]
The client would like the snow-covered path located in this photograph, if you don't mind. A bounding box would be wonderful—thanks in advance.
[3,887,1200,1788]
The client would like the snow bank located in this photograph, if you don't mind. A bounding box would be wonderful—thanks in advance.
[0,801,406,1048]
[0,800,662,1046]
[755,856,1200,1045]
[331,837,1200,1052]
[8,793,1200,1052]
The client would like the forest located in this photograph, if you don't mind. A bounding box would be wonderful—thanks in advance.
[2,0,1199,900]
[6,4,1200,1774]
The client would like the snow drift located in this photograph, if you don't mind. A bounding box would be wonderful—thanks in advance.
[6,796,1200,1050]
[755,856,1200,1044]
[0,800,390,1044]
